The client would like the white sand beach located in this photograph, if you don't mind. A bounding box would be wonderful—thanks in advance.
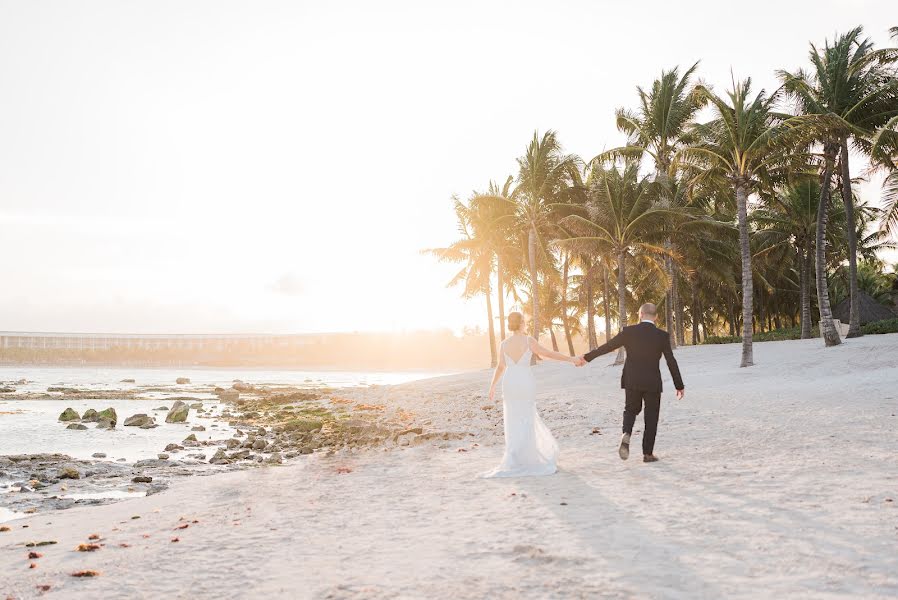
[2,334,898,599]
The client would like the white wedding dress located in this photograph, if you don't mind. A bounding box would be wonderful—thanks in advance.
[482,338,559,478]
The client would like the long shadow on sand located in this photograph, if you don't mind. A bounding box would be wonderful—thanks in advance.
[644,462,898,584]
[514,468,729,599]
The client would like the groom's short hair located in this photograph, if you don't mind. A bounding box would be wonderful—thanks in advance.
[639,303,657,318]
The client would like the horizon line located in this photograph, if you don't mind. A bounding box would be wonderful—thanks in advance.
[0,329,474,338]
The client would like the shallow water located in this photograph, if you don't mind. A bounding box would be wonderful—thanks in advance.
[0,505,24,524]
[61,490,146,501]
[0,365,448,390]
[0,397,235,461]
[0,365,448,463]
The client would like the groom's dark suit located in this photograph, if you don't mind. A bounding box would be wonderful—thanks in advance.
[584,321,684,456]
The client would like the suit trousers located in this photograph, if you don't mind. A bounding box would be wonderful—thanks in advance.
[622,389,662,455]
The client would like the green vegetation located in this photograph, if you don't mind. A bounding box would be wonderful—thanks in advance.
[707,319,898,342]
[861,318,898,335]
[705,327,820,344]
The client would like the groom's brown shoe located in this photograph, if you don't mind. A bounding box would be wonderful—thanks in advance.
[643,454,659,463]
[618,433,630,460]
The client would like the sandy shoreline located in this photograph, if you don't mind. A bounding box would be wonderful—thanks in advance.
[3,334,898,599]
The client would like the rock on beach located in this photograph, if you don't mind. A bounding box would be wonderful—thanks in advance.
[166,401,189,423]
[58,408,80,422]
[124,414,155,427]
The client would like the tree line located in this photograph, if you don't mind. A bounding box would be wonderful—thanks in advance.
[428,26,898,368]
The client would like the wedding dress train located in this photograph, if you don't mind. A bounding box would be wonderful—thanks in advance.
[482,340,558,478]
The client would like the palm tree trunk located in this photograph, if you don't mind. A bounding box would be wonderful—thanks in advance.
[497,254,506,341]
[757,289,766,334]
[550,328,559,352]
[698,295,706,342]
[800,244,812,339]
[528,225,539,363]
[816,142,842,347]
[673,265,685,345]
[665,256,676,347]
[691,277,699,345]
[586,264,598,348]
[485,281,497,368]
[839,136,862,338]
[614,248,627,365]
[561,253,575,356]
[728,299,736,337]
[736,182,754,367]
[603,261,612,343]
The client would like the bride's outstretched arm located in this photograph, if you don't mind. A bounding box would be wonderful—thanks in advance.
[529,337,578,363]
[488,352,506,401]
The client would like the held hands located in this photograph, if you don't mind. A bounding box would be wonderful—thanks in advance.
[572,355,587,367]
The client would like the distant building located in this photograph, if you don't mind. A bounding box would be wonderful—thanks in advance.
[0,331,313,351]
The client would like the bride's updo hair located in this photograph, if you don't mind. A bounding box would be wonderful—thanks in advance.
[507,311,524,332]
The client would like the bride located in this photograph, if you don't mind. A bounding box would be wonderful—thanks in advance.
[483,311,583,478]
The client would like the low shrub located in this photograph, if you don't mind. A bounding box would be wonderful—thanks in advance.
[754,327,801,342]
[704,335,740,345]
[703,326,819,344]
[861,318,898,335]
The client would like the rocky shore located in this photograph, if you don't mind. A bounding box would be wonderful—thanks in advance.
[1,377,467,520]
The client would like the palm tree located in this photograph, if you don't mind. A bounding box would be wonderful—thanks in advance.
[425,196,499,366]
[754,178,824,338]
[559,249,577,355]
[600,257,616,342]
[559,160,678,364]
[535,280,585,355]
[676,190,739,344]
[569,253,600,348]
[469,176,520,341]
[675,78,792,366]
[832,258,896,304]
[606,63,705,346]
[870,105,898,238]
[778,26,898,337]
[514,130,584,343]
[878,158,898,237]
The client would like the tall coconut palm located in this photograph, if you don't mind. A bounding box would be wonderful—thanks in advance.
[834,197,895,269]
[600,258,615,342]
[778,26,898,337]
[470,176,520,341]
[558,160,679,364]
[559,249,576,355]
[514,130,584,343]
[605,63,705,346]
[754,178,824,338]
[675,78,794,366]
[424,196,499,366]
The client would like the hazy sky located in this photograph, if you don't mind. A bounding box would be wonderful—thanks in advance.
[0,1,894,334]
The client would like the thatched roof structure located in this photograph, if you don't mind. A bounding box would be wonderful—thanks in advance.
[832,290,897,325]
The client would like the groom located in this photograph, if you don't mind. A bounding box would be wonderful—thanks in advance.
[577,302,684,463]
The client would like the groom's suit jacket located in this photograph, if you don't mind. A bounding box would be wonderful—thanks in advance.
[584,322,684,393]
